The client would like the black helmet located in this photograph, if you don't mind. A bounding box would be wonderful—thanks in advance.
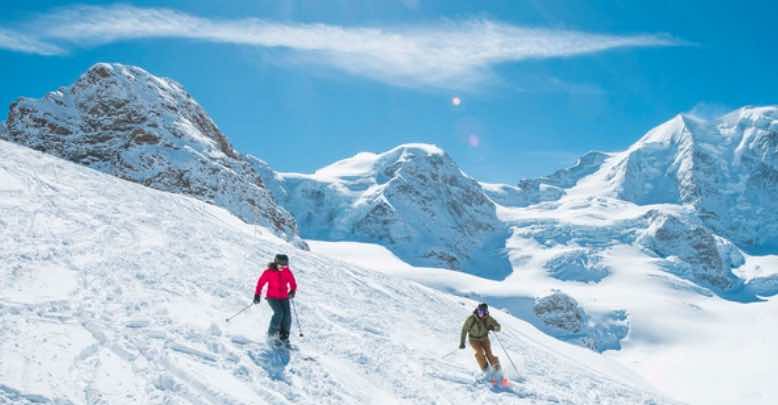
[476,303,489,317]
[274,254,289,266]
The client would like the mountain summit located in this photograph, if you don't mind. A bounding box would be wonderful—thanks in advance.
[2,63,303,246]
[267,144,513,278]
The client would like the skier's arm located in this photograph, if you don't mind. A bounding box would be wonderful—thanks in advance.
[287,269,298,296]
[489,317,501,332]
[255,271,268,296]
[460,317,473,347]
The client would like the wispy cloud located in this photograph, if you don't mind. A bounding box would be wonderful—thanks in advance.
[14,4,682,89]
[0,28,63,55]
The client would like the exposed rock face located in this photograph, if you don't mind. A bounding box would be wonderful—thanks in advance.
[533,290,629,353]
[534,290,588,333]
[637,210,744,292]
[266,144,512,278]
[2,63,304,247]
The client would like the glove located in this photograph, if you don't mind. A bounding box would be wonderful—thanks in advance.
[459,343,466,350]
[288,290,296,299]
[253,294,261,304]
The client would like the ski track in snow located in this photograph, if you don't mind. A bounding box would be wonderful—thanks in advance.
[0,140,676,404]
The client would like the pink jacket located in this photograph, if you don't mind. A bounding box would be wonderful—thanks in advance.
[255,266,297,299]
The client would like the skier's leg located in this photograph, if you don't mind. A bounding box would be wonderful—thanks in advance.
[469,340,488,371]
[482,338,501,371]
[266,299,283,338]
[280,299,291,341]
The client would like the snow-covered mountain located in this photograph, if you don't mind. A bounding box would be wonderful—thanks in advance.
[591,107,778,253]
[265,144,513,279]
[1,63,304,247]
[0,139,676,404]
[476,108,778,297]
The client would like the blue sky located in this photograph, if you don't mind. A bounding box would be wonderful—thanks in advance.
[1,1,777,183]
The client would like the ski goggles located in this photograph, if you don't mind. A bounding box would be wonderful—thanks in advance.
[477,308,488,317]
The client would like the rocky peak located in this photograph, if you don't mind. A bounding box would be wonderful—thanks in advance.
[2,63,304,247]
[8,63,237,158]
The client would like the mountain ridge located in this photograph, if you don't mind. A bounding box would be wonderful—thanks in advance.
[3,61,777,298]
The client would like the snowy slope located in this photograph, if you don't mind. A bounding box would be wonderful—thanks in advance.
[310,238,778,405]
[266,144,512,279]
[1,63,303,247]
[0,139,676,405]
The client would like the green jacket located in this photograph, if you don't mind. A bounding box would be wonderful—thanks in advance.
[460,314,501,345]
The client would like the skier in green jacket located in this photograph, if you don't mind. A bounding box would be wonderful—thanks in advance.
[460,303,501,372]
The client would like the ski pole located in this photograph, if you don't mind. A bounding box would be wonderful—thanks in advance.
[441,348,459,359]
[291,298,304,337]
[493,332,520,378]
[225,302,253,323]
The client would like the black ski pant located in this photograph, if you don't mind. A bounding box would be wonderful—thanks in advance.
[267,298,292,340]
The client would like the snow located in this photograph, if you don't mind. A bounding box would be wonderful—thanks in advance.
[735,254,778,280]
[313,151,380,179]
[310,224,778,404]
[0,264,79,303]
[0,140,674,404]
[313,144,445,180]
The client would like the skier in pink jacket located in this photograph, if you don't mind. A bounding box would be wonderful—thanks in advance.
[254,254,297,346]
